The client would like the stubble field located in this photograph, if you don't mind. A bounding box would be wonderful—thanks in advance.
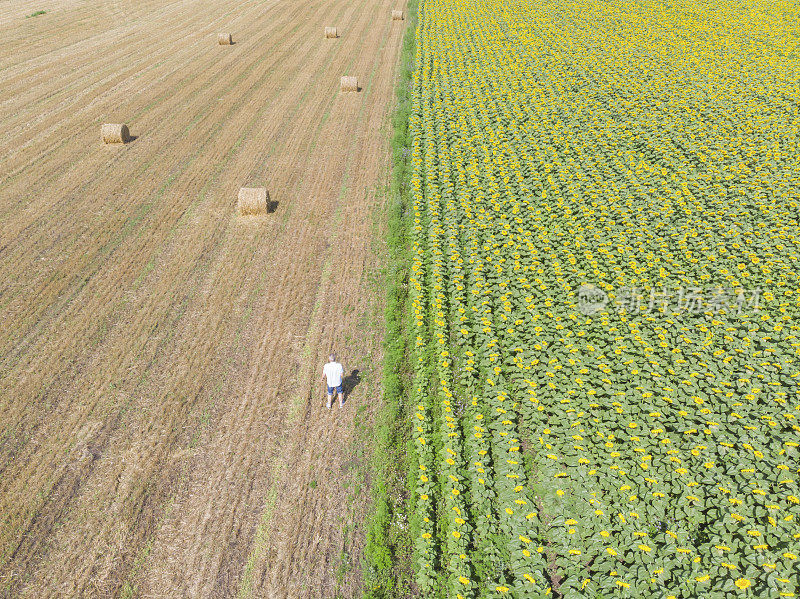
[0,0,405,596]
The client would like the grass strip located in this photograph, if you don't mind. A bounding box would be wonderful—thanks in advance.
[361,1,419,597]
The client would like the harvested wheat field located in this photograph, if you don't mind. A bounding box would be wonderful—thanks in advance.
[0,0,405,596]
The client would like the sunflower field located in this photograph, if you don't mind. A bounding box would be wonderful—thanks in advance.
[406,0,800,596]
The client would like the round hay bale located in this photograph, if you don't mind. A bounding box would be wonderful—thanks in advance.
[391,9,404,19]
[340,76,358,92]
[325,26,338,38]
[237,187,269,215]
[218,33,232,45]
[101,124,130,144]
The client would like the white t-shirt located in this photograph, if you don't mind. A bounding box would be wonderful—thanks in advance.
[323,361,344,387]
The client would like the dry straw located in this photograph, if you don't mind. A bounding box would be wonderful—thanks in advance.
[218,33,232,45]
[391,9,404,19]
[101,124,130,144]
[237,188,270,215]
[325,27,338,38]
[340,76,358,92]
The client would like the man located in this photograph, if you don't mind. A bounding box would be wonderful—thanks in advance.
[322,353,345,409]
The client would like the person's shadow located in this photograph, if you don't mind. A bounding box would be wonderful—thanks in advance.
[342,369,361,403]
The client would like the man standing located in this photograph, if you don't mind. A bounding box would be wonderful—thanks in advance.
[322,353,345,409]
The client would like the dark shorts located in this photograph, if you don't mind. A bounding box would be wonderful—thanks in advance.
[327,384,343,394]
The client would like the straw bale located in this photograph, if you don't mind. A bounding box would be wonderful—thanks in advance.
[101,123,130,144]
[340,76,358,92]
[237,187,270,215]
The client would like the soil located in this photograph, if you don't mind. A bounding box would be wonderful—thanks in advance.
[0,0,404,595]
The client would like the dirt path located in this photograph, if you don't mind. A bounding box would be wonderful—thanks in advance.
[0,0,403,595]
